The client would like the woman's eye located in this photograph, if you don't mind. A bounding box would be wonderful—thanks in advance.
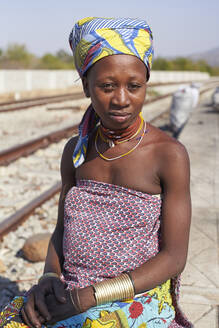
[128,84,141,91]
[100,83,115,91]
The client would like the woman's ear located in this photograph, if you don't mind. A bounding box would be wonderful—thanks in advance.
[82,76,90,98]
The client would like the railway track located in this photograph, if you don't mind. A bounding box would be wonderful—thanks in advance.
[0,92,84,113]
[0,82,218,240]
[0,125,78,166]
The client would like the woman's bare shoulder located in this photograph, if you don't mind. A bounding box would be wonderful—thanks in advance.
[144,125,190,195]
[145,124,190,173]
[147,124,188,155]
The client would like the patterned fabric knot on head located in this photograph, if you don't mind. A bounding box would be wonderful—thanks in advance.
[69,17,154,80]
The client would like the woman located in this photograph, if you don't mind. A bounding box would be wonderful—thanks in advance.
[0,17,192,328]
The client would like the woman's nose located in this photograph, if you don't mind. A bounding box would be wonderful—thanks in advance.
[111,87,130,107]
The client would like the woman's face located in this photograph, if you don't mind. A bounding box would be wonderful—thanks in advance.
[82,54,147,130]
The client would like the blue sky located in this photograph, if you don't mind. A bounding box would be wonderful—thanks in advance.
[1,0,218,58]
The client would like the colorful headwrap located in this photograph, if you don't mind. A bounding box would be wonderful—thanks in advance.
[73,104,99,167]
[69,17,154,79]
[69,17,154,168]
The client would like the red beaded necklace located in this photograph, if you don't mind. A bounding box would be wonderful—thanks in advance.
[99,114,143,148]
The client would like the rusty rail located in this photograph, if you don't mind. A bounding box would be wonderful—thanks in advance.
[0,124,78,166]
[0,92,84,113]
[0,182,61,239]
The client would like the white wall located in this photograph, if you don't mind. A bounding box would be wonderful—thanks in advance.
[0,70,81,94]
[0,69,210,94]
[149,71,210,83]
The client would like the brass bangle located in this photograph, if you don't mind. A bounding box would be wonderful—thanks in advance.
[75,288,83,313]
[126,271,136,295]
[70,290,77,311]
[38,272,60,284]
[93,273,135,305]
[70,289,82,313]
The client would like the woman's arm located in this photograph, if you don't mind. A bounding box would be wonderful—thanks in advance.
[21,137,77,327]
[45,136,77,271]
[130,141,191,293]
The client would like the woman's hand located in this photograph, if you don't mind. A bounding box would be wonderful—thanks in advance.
[44,290,79,325]
[21,277,66,327]
[44,285,97,325]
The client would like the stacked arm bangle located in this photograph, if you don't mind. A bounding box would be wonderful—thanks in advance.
[93,273,135,306]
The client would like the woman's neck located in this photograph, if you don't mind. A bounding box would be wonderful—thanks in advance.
[99,115,143,145]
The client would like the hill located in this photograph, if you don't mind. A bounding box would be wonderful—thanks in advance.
[189,47,219,67]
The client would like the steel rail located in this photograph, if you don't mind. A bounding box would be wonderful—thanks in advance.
[0,92,84,113]
[0,182,61,239]
[0,124,78,166]
[0,92,83,106]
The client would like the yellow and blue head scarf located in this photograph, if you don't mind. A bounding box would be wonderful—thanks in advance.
[69,17,154,79]
[69,17,154,168]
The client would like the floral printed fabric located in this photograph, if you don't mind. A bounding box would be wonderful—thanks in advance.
[0,296,26,327]
[0,279,175,328]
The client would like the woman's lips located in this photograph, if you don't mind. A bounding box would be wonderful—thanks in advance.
[108,112,131,122]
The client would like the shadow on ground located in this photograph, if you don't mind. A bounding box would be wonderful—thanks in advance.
[203,108,219,114]
[0,276,25,310]
[159,124,183,139]
[201,102,219,114]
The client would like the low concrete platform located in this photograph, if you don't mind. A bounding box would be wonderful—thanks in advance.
[178,92,219,327]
